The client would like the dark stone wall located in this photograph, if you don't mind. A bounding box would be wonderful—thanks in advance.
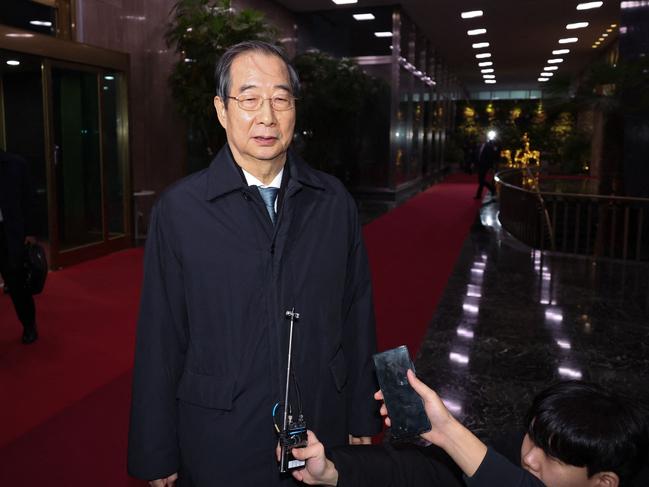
[619,3,649,197]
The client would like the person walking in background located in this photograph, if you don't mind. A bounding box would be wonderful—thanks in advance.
[474,131,499,200]
[0,149,38,344]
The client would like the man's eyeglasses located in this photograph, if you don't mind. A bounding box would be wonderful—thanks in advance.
[227,94,297,112]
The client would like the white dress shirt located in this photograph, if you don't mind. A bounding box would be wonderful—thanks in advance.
[241,167,283,212]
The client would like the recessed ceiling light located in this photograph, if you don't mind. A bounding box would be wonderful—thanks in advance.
[552,49,570,55]
[467,28,487,36]
[483,74,496,79]
[476,53,491,59]
[5,32,35,38]
[374,31,393,37]
[485,80,497,84]
[576,1,603,9]
[606,28,613,32]
[472,42,490,49]
[538,77,549,82]
[611,23,618,27]
[566,22,589,29]
[478,61,493,67]
[353,13,375,20]
[461,10,483,19]
[332,0,357,4]
[544,66,558,71]
[541,72,554,76]
[548,58,564,64]
[592,45,598,48]
[602,33,609,37]
[559,37,579,44]
[104,75,115,80]
[29,20,52,27]
[598,37,605,41]
[481,68,494,73]
[6,60,20,66]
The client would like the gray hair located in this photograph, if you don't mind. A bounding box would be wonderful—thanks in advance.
[214,41,300,107]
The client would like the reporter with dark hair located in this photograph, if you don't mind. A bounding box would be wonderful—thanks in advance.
[288,374,649,487]
[521,380,648,486]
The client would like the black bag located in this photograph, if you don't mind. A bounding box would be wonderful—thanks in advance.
[24,242,47,295]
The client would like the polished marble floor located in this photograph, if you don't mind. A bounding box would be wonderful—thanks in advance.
[416,199,649,441]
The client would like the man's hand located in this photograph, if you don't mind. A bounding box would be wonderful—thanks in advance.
[374,369,455,447]
[348,435,372,445]
[24,235,37,245]
[276,430,339,486]
[374,370,487,477]
[149,473,178,487]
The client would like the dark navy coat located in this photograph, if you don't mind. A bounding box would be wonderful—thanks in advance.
[128,146,381,486]
[0,150,35,266]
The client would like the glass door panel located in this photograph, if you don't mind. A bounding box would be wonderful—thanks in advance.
[52,67,102,251]
[101,72,126,238]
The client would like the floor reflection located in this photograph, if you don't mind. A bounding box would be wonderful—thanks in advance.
[416,201,649,441]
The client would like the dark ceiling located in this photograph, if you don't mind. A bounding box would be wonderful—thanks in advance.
[273,0,621,92]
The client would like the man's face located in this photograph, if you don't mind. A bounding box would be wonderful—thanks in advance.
[214,51,296,168]
[520,434,615,487]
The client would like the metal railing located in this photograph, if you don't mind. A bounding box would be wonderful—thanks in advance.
[496,168,649,262]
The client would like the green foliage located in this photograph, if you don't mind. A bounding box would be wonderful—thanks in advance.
[453,99,591,174]
[457,106,479,147]
[165,0,277,166]
[542,58,649,187]
[543,59,649,116]
[550,112,575,142]
[293,51,391,183]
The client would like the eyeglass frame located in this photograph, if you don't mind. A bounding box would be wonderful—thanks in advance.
[226,94,298,112]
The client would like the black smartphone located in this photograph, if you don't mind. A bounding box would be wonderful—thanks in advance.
[373,345,431,439]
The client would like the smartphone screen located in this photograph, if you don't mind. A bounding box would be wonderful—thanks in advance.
[373,345,431,439]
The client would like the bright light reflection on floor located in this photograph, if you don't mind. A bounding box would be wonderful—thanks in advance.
[457,327,475,338]
[545,309,563,322]
[449,352,470,364]
[558,366,582,379]
[466,284,482,297]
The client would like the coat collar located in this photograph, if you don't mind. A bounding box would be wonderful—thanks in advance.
[205,144,326,200]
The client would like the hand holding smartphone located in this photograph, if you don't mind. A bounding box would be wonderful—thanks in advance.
[373,345,431,439]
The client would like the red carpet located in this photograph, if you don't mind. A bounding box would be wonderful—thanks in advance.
[0,248,143,447]
[365,173,480,355]
[0,173,478,485]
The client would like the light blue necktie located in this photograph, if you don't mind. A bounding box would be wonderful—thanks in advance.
[257,186,279,225]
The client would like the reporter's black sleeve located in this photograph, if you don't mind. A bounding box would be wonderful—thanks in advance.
[328,444,464,487]
[465,448,545,487]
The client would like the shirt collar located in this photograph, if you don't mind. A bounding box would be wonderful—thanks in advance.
[242,167,283,189]
[205,144,326,201]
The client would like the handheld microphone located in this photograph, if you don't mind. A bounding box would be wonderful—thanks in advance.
[277,307,308,473]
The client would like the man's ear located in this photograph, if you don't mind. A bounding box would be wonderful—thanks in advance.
[592,471,619,487]
[214,96,227,130]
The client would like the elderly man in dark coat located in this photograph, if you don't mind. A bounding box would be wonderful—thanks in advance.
[0,149,38,344]
[127,41,381,486]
